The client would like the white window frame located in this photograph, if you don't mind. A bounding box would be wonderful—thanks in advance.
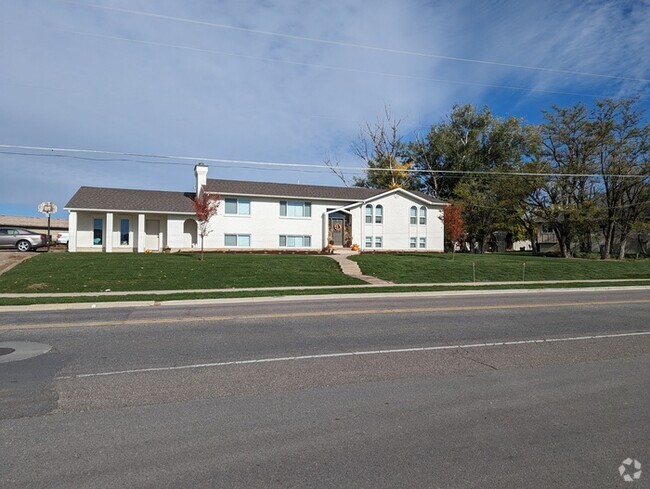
[118,217,131,246]
[365,204,373,224]
[375,236,382,248]
[410,206,417,225]
[92,216,104,247]
[375,205,383,224]
[224,197,251,216]
[279,235,312,247]
[280,200,312,218]
[419,206,427,225]
[409,237,417,249]
[365,236,373,248]
[419,237,426,249]
[224,234,251,247]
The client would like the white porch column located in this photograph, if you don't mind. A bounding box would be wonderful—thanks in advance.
[68,211,77,252]
[322,213,328,248]
[105,212,114,252]
[137,213,145,253]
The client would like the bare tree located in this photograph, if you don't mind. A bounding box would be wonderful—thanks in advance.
[352,106,416,190]
[323,152,352,187]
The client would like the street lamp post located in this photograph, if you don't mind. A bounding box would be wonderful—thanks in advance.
[37,202,57,252]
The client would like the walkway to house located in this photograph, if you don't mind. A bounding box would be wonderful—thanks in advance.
[324,249,393,285]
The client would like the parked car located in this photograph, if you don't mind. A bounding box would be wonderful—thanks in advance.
[56,232,69,245]
[0,227,49,251]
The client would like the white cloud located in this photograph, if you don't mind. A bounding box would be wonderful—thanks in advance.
[0,0,647,217]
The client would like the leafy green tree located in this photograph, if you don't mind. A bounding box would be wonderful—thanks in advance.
[411,104,534,250]
[410,104,495,199]
[527,104,600,257]
[592,98,650,258]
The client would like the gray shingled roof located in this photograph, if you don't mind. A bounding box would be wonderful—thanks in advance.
[65,180,444,213]
[205,179,444,204]
[65,187,196,213]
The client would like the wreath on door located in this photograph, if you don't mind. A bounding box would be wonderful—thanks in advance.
[333,223,342,231]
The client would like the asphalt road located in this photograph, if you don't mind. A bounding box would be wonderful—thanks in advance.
[1,288,649,488]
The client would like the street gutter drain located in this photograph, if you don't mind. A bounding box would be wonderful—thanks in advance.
[0,347,15,356]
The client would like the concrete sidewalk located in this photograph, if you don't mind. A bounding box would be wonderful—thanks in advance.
[0,278,649,298]
[1,285,649,313]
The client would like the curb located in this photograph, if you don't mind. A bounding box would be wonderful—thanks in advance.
[1,286,648,313]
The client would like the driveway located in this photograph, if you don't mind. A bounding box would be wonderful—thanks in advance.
[0,250,39,275]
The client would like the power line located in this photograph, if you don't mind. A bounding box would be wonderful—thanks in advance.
[55,28,620,101]
[1,144,648,179]
[58,0,650,84]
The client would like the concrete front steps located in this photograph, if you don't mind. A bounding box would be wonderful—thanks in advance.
[324,250,393,285]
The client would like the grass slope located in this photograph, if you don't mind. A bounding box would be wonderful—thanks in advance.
[352,252,650,283]
[0,253,363,293]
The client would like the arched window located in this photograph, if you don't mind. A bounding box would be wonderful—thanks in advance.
[409,206,417,225]
[375,205,383,224]
[419,206,427,225]
[365,204,373,224]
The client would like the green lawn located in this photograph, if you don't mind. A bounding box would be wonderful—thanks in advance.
[1,252,649,296]
[351,252,650,283]
[0,253,364,293]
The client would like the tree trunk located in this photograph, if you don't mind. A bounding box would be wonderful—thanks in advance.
[200,235,205,261]
[529,229,538,256]
[618,230,629,260]
[555,228,570,258]
[601,222,614,259]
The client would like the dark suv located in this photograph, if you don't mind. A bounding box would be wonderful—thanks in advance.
[0,227,49,251]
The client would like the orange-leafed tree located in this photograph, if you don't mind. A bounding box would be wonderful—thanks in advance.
[192,192,220,261]
[441,202,466,259]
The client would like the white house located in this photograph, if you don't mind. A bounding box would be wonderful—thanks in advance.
[64,164,446,253]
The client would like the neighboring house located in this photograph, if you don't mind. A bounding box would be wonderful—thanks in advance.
[64,164,446,253]
[536,223,649,256]
[0,215,69,239]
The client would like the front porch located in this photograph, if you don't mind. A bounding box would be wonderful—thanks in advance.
[68,211,198,252]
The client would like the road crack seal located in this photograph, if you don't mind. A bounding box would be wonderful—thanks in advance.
[458,346,499,370]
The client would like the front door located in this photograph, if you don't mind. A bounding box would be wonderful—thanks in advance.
[331,218,344,246]
[145,219,160,251]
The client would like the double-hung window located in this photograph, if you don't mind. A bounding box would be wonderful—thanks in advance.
[419,237,426,249]
[224,197,251,215]
[375,236,382,248]
[365,205,373,224]
[419,207,427,225]
[375,205,383,224]
[409,206,417,225]
[280,201,311,218]
[409,237,417,249]
[365,236,373,248]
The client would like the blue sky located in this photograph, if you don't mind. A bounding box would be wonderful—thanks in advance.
[1,0,648,219]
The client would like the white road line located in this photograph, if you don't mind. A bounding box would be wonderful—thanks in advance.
[56,331,650,380]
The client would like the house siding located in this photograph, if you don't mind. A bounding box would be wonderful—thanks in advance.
[201,197,345,249]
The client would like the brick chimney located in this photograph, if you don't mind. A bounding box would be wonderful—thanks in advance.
[194,163,208,197]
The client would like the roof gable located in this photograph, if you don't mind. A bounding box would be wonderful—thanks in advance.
[362,187,447,206]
